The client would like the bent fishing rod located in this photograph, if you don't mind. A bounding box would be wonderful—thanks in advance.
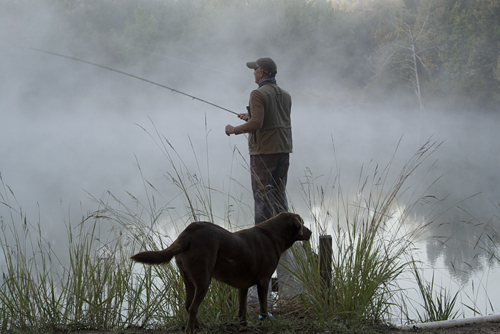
[30,48,238,115]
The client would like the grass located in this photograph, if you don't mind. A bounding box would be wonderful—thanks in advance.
[412,263,459,322]
[287,139,449,324]
[0,135,476,332]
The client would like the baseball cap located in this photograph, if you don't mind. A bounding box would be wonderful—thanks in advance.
[246,57,277,76]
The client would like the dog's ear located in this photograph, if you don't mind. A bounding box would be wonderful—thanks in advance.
[292,214,304,235]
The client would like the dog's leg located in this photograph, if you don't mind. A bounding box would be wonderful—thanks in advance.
[238,288,248,327]
[177,260,205,333]
[256,280,270,319]
[177,263,198,330]
[185,278,210,334]
[183,279,199,329]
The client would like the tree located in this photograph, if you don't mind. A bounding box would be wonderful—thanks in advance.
[369,1,435,110]
[431,0,500,109]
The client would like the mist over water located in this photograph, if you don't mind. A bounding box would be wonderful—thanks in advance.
[1,0,499,304]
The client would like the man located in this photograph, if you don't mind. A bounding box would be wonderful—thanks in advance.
[226,58,304,307]
[225,57,292,225]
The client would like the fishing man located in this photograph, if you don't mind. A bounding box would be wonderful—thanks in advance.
[225,57,292,225]
[226,58,303,306]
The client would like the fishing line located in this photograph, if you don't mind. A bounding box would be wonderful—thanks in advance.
[30,48,239,115]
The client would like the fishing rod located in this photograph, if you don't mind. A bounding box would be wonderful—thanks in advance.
[30,48,239,115]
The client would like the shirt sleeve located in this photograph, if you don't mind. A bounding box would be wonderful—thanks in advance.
[233,90,264,134]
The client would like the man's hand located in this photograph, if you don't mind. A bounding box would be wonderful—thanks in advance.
[238,113,249,121]
[225,124,235,136]
[226,113,249,136]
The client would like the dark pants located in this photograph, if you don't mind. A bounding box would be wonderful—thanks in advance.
[250,153,290,225]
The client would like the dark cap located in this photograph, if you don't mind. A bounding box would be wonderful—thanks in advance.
[246,57,277,77]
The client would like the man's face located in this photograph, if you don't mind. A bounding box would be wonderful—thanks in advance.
[253,68,264,84]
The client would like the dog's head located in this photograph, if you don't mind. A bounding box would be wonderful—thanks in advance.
[286,212,312,241]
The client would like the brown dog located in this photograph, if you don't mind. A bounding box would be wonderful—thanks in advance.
[131,212,311,333]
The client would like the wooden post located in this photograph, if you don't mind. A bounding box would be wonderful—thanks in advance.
[319,235,333,290]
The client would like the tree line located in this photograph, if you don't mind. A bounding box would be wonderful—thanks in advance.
[14,0,500,111]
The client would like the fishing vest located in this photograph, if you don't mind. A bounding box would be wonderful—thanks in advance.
[248,82,292,155]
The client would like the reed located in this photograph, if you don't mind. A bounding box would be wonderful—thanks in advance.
[0,137,467,332]
[286,139,445,324]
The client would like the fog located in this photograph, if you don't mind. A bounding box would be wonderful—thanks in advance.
[1,0,500,288]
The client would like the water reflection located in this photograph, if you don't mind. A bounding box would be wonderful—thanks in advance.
[293,106,500,288]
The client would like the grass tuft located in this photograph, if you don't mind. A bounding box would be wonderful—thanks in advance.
[412,263,460,322]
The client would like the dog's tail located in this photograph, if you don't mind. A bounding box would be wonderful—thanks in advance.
[131,239,186,265]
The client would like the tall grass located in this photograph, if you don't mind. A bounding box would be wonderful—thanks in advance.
[285,139,448,324]
[0,136,468,332]
[412,263,459,322]
[461,201,500,317]
[0,176,187,331]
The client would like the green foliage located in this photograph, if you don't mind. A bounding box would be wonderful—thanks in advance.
[426,0,500,108]
[412,264,460,323]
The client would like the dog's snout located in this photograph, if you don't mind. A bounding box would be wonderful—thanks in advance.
[299,225,312,241]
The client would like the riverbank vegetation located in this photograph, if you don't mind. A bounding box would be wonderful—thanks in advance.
[0,139,467,332]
